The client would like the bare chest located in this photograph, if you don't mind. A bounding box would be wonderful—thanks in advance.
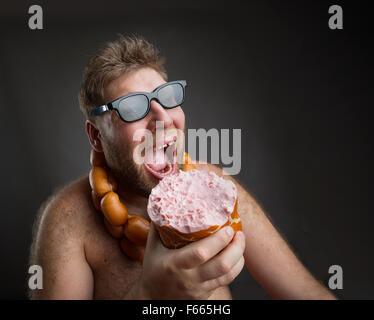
[84,211,232,300]
[84,214,142,299]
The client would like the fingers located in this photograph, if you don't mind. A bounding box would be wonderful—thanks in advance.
[197,231,246,282]
[203,255,245,292]
[173,226,235,269]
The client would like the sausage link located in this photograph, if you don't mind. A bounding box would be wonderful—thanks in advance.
[106,169,118,192]
[91,190,102,211]
[103,217,124,239]
[124,216,150,246]
[90,149,106,167]
[89,166,113,197]
[120,237,145,262]
[183,152,196,171]
[100,191,128,226]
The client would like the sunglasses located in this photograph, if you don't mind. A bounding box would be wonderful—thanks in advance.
[90,80,187,122]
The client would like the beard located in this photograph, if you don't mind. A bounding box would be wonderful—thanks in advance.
[100,126,185,198]
[102,137,156,198]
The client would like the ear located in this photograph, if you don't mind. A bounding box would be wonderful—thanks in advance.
[86,120,103,152]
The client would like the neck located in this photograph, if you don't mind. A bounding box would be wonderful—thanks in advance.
[116,184,150,220]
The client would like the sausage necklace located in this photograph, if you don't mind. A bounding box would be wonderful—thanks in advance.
[89,150,196,262]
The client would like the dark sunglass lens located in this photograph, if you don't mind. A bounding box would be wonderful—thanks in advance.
[158,83,184,108]
[118,95,149,121]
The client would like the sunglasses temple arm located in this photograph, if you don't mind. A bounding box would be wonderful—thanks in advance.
[91,105,109,116]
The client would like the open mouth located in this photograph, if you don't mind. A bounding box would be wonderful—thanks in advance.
[144,136,177,180]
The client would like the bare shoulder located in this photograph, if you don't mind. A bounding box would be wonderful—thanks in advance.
[29,176,94,264]
[44,176,92,216]
[35,176,93,229]
[29,176,96,299]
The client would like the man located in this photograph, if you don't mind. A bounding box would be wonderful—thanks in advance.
[29,36,335,299]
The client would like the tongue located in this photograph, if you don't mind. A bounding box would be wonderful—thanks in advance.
[146,147,168,171]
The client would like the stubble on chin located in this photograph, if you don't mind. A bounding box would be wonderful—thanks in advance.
[102,139,155,197]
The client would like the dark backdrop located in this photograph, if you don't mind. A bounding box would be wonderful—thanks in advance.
[0,0,373,299]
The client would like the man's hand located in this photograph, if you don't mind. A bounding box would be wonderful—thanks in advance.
[137,223,245,300]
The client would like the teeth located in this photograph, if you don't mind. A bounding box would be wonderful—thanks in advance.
[156,144,167,150]
[155,141,176,151]
[163,163,172,174]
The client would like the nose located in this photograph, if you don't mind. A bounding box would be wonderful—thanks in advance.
[147,99,173,132]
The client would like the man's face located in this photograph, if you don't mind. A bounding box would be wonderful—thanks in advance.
[97,67,185,197]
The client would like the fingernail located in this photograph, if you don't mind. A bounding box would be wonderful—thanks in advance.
[225,226,234,237]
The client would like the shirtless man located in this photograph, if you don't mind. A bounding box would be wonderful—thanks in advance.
[29,36,335,300]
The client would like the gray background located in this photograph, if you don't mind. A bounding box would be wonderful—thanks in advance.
[0,0,373,299]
